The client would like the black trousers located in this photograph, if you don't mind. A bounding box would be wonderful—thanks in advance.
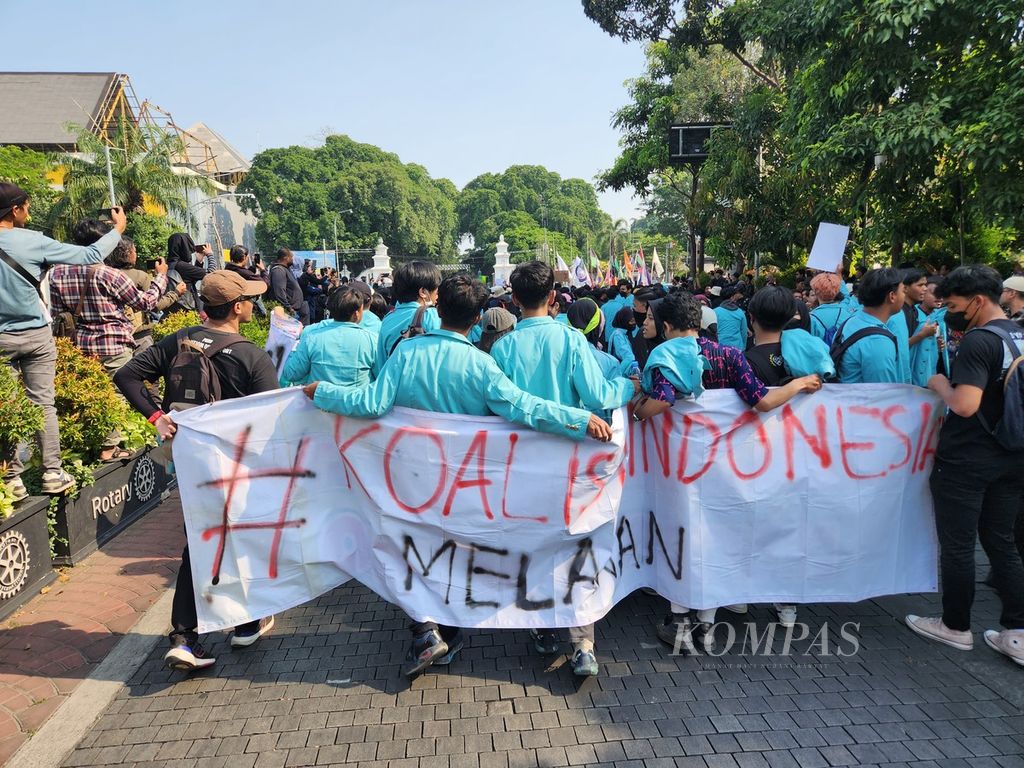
[170,544,259,646]
[931,457,1024,632]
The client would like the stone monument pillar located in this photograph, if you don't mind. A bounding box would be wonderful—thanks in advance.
[359,238,392,283]
[493,234,513,286]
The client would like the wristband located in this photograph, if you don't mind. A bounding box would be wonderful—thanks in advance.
[148,410,165,424]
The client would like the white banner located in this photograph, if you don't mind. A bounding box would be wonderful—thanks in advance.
[172,385,942,633]
[264,312,303,376]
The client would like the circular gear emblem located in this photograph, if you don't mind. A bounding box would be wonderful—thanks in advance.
[132,456,157,502]
[0,530,30,600]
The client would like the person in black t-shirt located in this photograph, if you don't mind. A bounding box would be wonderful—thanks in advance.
[745,286,794,386]
[905,265,1024,667]
[114,271,281,674]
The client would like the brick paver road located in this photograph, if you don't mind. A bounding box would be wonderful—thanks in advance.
[59,556,1024,768]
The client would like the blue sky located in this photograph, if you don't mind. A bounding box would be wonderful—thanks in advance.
[9,1,648,222]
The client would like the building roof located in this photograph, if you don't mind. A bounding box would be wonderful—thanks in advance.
[0,72,121,149]
[184,122,251,176]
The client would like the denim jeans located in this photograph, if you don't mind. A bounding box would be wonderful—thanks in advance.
[0,326,62,475]
[931,457,1024,631]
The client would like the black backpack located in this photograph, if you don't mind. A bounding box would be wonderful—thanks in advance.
[829,322,898,377]
[389,304,428,356]
[971,325,1024,451]
[164,328,246,410]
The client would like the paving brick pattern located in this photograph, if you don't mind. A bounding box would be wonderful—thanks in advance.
[0,491,185,766]
[61,547,1023,768]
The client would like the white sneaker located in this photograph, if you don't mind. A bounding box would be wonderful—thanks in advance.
[905,615,973,651]
[230,616,275,648]
[723,604,748,614]
[983,629,1024,667]
[774,604,798,627]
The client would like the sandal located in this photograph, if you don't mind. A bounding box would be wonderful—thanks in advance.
[100,447,133,462]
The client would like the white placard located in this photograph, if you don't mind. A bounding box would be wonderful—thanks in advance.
[807,222,850,272]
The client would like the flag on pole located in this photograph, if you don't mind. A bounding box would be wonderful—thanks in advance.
[635,246,651,286]
[554,252,570,273]
[622,248,635,280]
[570,256,592,287]
[651,247,665,279]
[602,260,613,285]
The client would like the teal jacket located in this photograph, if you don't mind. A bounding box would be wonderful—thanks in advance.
[490,316,634,411]
[714,303,748,351]
[910,306,946,387]
[374,301,441,376]
[280,320,377,388]
[0,227,121,334]
[885,309,913,384]
[836,311,901,384]
[601,294,633,342]
[608,327,638,372]
[641,336,709,399]
[810,302,856,343]
[313,329,592,441]
[359,310,382,335]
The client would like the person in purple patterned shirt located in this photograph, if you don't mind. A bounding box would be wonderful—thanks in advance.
[633,292,822,654]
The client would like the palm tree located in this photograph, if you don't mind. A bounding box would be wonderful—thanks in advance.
[48,118,214,239]
[601,217,630,261]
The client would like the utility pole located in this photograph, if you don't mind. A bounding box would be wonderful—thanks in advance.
[103,145,116,207]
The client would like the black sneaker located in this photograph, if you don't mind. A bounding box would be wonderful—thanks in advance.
[657,613,695,653]
[164,641,216,672]
[403,629,448,678]
[530,628,560,655]
[231,616,275,648]
[433,630,465,666]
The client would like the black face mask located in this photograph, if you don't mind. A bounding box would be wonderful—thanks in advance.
[944,300,977,333]
[633,310,646,326]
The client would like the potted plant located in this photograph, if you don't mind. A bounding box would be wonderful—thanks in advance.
[30,340,171,565]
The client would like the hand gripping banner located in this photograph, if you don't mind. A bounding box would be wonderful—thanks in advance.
[171,385,942,633]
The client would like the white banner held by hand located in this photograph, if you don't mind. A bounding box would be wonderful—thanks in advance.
[172,386,941,633]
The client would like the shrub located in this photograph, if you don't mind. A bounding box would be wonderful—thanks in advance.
[51,338,150,461]
[152,310,201,341]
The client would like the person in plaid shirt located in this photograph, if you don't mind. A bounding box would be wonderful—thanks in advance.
[49,219,170,460]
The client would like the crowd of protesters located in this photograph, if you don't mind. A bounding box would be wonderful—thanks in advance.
[2,179,1022,681]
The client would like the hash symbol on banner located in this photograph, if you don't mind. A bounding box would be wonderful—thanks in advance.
[199,426,315,584]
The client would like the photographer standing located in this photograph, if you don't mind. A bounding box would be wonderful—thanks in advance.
[0,184,125,499]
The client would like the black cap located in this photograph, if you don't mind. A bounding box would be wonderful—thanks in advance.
[0,183,28,220]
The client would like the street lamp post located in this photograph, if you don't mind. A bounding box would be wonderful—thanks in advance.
[187,193,259,241]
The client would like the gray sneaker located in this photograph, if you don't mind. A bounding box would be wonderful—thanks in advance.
[4,476,28,502]
[41,469,76,495]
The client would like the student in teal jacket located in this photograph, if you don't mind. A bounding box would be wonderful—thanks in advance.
[281,286,377,388]
[835,269,905,384]
[713,287,749,350]
[374,261,442,375]
[910,275,947,385]
[305,274,612,679]
[490,261,637,678]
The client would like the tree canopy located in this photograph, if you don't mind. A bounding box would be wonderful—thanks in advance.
[0,146,59,235]
[237,135,460,262]
[585,0,1024,271]
[457,165,613,269]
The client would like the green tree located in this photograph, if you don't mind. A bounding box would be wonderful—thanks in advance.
[457,165,612,269]
[238,135,460,263]
[585,0,1024,269]
[48,119,213,240]
[124,211,177,263]
[0,146,59,234]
